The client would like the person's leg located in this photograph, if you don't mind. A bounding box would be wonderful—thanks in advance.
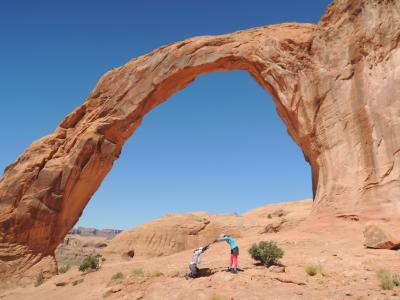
[232,247,239,273]
[232,255,238,269]
[189,264,198,277]
[230,253,234,269]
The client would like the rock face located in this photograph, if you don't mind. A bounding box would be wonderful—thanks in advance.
[0,0,399,278]
[104,200,311,258]
[363,223,400,250]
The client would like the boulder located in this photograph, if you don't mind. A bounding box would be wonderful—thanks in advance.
[363,223,400,250]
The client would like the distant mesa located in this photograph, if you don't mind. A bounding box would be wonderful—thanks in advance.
[69,227,122,239]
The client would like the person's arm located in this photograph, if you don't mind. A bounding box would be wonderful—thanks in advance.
[212,236,227,243]
[202,244,210,252]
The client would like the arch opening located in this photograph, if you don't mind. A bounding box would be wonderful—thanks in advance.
[77,70,312,229]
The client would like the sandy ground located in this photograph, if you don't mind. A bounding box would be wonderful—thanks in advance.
[1,219,400,300]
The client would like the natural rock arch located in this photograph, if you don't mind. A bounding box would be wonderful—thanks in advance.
[0,0,399,278]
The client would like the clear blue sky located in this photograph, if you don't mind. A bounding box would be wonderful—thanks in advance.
[0,1,331,229]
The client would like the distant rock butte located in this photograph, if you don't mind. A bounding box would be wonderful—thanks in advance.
[69,227,122,239]
[0,0,399,279]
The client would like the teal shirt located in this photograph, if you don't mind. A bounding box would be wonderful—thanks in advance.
[224,235,238,249]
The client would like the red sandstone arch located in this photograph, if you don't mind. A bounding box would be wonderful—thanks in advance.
[0,0,399,279]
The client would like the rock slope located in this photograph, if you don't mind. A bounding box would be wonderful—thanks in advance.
[104,200,311,258]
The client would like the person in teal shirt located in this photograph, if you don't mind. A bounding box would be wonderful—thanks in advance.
[214,234,239,273]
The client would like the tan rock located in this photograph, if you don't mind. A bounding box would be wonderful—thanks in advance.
[0,0,400,278]
[363,223,400,250]
[104,201,310,258]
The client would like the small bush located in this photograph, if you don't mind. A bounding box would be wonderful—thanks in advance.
[149,270,163,277]
[79,255,100,272]
[305,265,318,276]
[212,295,224,300]
[376,269,399,290]
[132,268,145,276]
[248,241,284,266]
[111,272,124,281]
[267,214,272,219]
[377,269,393,290]
[58,264,70,274]
[34,271,45,287]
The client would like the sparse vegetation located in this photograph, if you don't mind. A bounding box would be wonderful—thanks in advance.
[393,273,400,286]
[34,271,45,287]
[111,272,124,281]
[248,241,284,266]
[72,278,84,286]
[58,264,70,274]
[79,255,100,272]
[211,295,224,300]
[267,213,272,219]
[132,268,145,276]
[377,269,400,290]
[149,270,163,277]
[305,265,318,276]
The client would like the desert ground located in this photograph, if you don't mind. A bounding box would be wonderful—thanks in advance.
[1,199,399,300]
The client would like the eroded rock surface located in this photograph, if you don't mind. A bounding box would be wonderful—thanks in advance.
[104,200,310,258]
[0,0,400,279]
[363,223,400,250]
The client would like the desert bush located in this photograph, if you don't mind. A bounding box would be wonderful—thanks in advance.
[305,265,318,276]
[34,271,45,287]
[111,272,124,281]
[211,295,224,300]
[376,269,400,290]
[149,270,163,277]
[79,255,100,272]
[248,241,284,266]
[377,269,394,290]
[132,268,145,276]
[58,264,70,274]
[267,213,272,219]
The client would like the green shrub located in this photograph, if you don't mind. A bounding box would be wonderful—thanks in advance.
[377,269,394,290]
[58,264,70,274]
[34,271,45,287]
[79,255,100,272]
[132,268,145,276]
[376,269,400,290]
[211,295,223,300]
[305,265,318,276]
[111,272,124,280]
[248,241,284,266]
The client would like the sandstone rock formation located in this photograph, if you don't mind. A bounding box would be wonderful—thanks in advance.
[0,0,399,278]
[104,200,310,258]
[363,223,400,250]
[69,227,122,239]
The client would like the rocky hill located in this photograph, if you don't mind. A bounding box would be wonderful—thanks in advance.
[104,200,311,258]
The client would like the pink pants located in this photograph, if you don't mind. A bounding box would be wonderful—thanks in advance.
[230,253,238,268]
